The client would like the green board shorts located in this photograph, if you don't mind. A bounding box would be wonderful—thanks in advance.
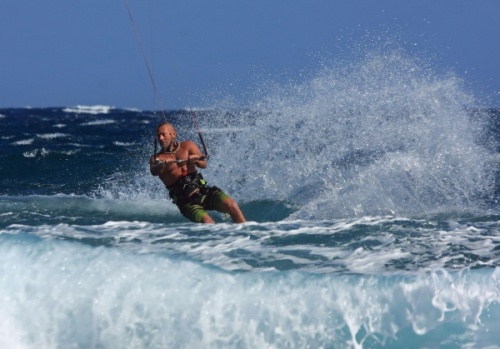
[167,172,230,223]
[177,187,229,222]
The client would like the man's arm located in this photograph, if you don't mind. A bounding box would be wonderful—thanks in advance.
[186,141,207,169]
[150,155,163,176]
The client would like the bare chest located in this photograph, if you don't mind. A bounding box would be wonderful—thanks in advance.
[155,149,193,185]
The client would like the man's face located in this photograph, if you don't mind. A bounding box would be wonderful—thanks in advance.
[157,125,176,147]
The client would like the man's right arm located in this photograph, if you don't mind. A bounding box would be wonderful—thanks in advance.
[150,156,161,176]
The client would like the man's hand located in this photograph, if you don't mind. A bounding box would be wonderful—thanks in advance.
[187,155,207,164]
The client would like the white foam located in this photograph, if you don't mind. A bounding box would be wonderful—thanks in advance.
[37,133,69,140]
[1,237,499,348]
[124,107,141,112]
[0,316,30,349]
[63,105,113,114]
[113,141,136,146]
[67,143,92,148]
[80,119,116,126]
[22,148,49,158]
[61,150,79,155]
[12,138,34,145]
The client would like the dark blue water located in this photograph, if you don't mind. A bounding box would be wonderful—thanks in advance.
[1,51,500,348]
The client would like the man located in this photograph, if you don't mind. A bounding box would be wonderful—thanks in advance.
[150,122,246,224]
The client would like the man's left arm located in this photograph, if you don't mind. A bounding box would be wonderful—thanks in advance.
[186,141,207,169]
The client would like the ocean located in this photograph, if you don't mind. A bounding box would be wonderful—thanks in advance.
[1,52,500,348]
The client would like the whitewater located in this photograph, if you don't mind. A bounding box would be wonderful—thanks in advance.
[1,50,500,348]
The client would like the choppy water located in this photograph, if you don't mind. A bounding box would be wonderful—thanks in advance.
[1,50,500,348]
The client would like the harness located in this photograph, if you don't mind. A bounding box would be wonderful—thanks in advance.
[166,171,207,205]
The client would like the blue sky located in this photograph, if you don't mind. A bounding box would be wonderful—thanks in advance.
[1,0,499,110]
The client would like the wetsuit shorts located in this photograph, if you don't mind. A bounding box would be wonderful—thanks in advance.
[167,172,229,223]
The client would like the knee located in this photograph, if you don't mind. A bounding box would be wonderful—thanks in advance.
[222,198,240,214]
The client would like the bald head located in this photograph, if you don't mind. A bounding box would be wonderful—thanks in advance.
[156,122,175,133]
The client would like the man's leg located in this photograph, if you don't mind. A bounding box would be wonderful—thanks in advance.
[220,197,246,223]
[200,214,215,224]
[181,203,214,224]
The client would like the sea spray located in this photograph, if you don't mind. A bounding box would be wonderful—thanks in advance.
[200,50,495,219]
[84,49,496,220]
